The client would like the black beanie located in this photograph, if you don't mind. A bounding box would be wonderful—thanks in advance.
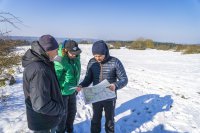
[92,40,107,55]
[39,35,58,52]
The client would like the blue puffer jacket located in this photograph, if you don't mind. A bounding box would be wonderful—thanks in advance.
[80,43,128,93]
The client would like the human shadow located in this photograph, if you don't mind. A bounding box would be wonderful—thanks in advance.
[74,94,174,133]
[115,94,174,133]
[141,124,180,133]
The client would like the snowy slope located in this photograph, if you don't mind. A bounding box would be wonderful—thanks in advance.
[0,45,199,133]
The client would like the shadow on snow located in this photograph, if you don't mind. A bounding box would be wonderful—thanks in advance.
[74,94,176,133]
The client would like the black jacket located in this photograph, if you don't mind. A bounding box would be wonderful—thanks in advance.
[22,41,64,131]
[80,43,128,99]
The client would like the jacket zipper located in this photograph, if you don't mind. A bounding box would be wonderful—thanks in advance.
[69,59,77,85]
[99,63,103,82]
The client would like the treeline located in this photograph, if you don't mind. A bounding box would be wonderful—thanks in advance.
[106,39,200,54]
[79,40,96,44]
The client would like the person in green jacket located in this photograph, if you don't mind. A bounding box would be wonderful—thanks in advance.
[54,40,82,133]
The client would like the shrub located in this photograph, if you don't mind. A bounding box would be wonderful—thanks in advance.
[0,79,6,87]
[183,45,200,54]
[0,39,29,56]
[156,44,171,50]
[174,45,187,52]
[7,68,15,75]
[109,42,121,49]
[0,39,27,75]
[128,41,146,50]
[145,39,154,49]
[0,55,21,75]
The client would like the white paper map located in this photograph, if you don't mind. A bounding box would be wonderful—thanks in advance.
[81,79,116,104]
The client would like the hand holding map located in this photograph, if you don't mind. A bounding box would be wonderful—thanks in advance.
[81,79,116,104]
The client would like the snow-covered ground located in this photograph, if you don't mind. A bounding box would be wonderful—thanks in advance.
[0,45,200,133]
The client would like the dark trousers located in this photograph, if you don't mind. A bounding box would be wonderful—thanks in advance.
[91,99,116,133]
[33,128,55,133]
[33,130,50,133]
[56,93,77,133]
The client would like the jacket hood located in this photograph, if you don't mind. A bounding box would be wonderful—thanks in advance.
[102,45,110,63]
[103,42,110,60]
[92,40,110,64]
[22,41,50,67]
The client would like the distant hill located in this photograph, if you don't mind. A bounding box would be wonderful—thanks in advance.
[9,36,39,42]
[9,36,98,44]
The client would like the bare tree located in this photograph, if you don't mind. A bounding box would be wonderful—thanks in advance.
[0,12,23,38]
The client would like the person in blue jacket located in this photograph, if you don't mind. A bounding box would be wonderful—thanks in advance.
[77,40,128,133]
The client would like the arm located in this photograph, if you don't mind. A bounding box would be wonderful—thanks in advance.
[79,59,93,87]
[114,59,128,90]
[29,69,63,116]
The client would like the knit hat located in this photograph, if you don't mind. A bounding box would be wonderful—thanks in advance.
[39,35,59,52]
[92,40,107,55]
[63,40,82,55]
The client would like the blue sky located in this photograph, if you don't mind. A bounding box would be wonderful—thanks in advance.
[0,0,200,44]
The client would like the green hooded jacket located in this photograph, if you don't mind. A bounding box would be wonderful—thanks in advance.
[54,45,81,95]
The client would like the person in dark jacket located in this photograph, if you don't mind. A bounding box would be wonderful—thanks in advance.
[77,40,128,133]
[54,40,82,133]
[22,35,64,133]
